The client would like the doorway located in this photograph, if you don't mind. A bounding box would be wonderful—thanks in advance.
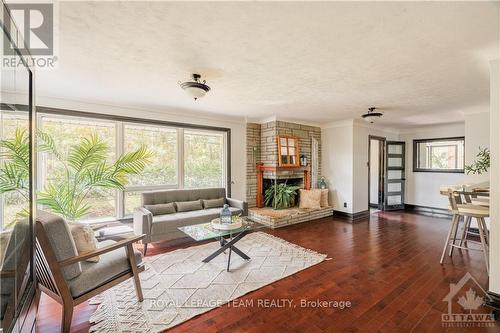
[368,136,386,212]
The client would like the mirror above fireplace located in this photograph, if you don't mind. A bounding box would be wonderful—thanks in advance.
[277,135,299,167]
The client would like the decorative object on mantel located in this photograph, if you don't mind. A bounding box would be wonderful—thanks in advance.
[361,107,383,123]
[319,176,327,189]
[264,183,300,209]
[88,232,327,333]
[179,73,211,100]
[465,147,490,175]
[300,154,308,166]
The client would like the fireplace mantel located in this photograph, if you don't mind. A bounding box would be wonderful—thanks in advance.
[256,163,311,208]
[256,164,310,172]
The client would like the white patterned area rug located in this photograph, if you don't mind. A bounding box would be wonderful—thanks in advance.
[89,232,327,332]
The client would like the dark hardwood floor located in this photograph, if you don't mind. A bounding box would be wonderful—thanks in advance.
[36,211,498,332]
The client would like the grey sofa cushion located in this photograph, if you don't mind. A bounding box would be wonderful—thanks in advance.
[144,203,176,216]
[203,198,225,209]
[142,188,226,205]
[36,211,82,280]
[151,207,242,235]
[175,200,203,212]
[68,240,142,298]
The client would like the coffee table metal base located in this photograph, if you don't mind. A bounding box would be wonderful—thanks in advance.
[202,229,250,271]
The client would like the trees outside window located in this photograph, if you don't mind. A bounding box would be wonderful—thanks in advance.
[124,124,177,186]
[184,131,224,189]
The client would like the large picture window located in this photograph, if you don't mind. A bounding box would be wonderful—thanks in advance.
[413,137,465,173]
[31,111,229,221]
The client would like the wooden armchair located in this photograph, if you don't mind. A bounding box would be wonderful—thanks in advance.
[35,211,145,333]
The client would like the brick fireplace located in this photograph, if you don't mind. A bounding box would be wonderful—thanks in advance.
[245,121,332,228]
[246,120,321,208]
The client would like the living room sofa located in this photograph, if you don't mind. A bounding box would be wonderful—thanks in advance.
[133,188,248,255]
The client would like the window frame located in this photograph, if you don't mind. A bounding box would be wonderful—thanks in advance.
[412,136,465,173]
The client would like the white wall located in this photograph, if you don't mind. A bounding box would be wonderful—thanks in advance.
[322,121,354,213]
[322,120,398,214]
[400,123,465,209]
[369,139,379,205]
[36,96,248,200]
[489,59,500,293]
[465,111,490,184]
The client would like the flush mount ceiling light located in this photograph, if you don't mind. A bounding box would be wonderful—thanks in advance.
[361,107,383,123]
[179,74,211,101]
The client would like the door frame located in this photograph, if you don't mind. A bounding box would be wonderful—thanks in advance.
[368,135,386,210]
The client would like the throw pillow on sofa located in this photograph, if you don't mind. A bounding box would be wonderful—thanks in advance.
[144,203,176,216]
[68,222,100,263]
[320,189,329,207]
[203,198,225,209]
[175,200,203,212]
[299,189,322,209]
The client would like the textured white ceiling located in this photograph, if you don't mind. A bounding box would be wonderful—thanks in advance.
[36,1,500,127]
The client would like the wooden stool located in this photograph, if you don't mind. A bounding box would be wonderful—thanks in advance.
[456,204,490,274]
[440,190,489,274]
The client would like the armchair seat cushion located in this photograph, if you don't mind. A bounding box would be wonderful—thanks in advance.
[68,240,142,298]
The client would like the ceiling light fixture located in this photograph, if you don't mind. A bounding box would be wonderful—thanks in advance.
[179,74,211,101]
[361,107,383,123]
